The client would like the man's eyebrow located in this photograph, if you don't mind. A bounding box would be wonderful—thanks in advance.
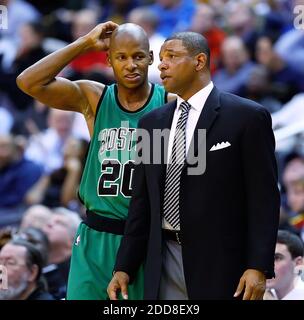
[160,48,180,57]
[165,48,181,53]
[114,50,146,55]
[0,256,14,260]
[275,253,284,257]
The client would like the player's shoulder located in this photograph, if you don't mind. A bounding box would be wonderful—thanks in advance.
[75,80,105,96]
[74,80,107,115]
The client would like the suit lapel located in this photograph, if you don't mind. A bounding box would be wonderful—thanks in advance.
[161,100,177,130]
[153,100,177,183]
[186,87,221,167]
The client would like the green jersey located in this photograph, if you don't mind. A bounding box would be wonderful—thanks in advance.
[79,83,167,220]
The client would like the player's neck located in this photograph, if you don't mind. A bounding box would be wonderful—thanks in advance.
[116,82,151,112]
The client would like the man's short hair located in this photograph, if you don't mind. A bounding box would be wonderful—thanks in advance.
[16,227,49,267]
[9,239,44,281]
[277,230,304,259]
[52,207,82,239]
[165,32,210,68]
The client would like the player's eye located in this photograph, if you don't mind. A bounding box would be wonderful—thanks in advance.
[135,55,145,60]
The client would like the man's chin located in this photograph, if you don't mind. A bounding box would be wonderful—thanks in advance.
[0,282,28,300]
[120,76,145,88]
[266,279,276,288]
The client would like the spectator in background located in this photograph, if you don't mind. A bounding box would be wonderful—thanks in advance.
[190,3,226,74]
[0,107,13,134]
[26,137,88,210]
[275,29,304,74]
[11,100,49,138]
[225,2,259,60]
[42,208,81,299]
[26,0,86,15]
[244,65,282,114]
[0,134,43,212]
[0,239,53,300]
[0,0,40,43]
[20,205,53,231]
[256,35,304,103]
[282,158,304,240]
[0,21,47,111]
[278,207,300,237]
[264,230,304,300]
[16,227,50,268]
[213,36,255,96]
[68,9,113,84]
[0,226,15,250]
[25,109,75,173]
[128,6,165,84]
[261,0,292,38]
[149,0,195,38]
[100,0,139,25]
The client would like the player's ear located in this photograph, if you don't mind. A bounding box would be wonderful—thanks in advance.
[107,53,112,67]
[149,51,154,65]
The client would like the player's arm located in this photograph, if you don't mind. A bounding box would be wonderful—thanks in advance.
[16,21,118,116]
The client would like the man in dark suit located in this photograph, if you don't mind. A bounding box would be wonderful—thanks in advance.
[107,32,280,300]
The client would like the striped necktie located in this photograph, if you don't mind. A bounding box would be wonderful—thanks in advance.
[163,101,191,230]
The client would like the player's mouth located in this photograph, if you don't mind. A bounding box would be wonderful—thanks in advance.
[125,73,141,81]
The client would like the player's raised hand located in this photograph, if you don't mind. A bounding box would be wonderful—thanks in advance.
[82,21,118,52]
[107,271,130,300]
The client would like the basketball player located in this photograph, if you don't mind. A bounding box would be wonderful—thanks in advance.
[17,21,175,299]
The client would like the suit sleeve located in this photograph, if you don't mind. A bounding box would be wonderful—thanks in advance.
[114,119,151,282]
[241,107,280,278]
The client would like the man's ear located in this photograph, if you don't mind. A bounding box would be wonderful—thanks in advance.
[28,264,39,283]
[149,50,154,65]
[196,53,207,71]
[294,256,303,267]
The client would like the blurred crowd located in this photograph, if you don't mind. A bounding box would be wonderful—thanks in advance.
[0,0,304,300]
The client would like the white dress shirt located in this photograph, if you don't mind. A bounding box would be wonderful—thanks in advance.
[265,277,304,300]
[282,277,304,300]
[163,81,214,230]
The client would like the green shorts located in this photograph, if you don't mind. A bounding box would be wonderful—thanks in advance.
[66,222,144,300]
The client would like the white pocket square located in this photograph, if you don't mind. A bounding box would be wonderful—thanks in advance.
[210,141,231,151]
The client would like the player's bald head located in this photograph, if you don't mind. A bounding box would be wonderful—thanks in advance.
[110,23,150,52]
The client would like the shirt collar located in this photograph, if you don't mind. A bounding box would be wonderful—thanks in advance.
[176,81,214,112]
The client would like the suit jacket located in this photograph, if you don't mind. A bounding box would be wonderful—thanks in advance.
[115,87,280,299]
